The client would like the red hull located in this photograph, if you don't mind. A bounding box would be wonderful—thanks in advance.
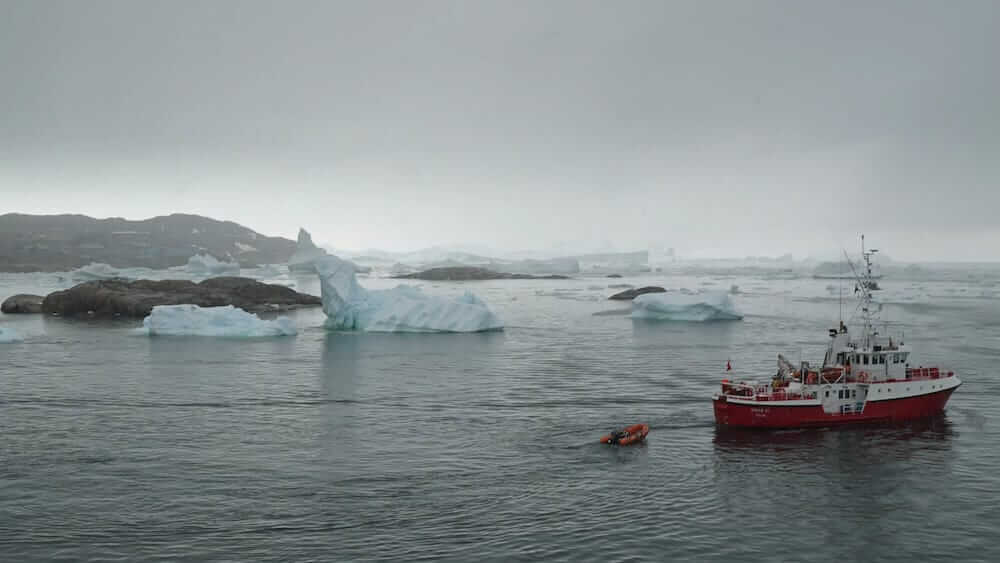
[714,386,959,429]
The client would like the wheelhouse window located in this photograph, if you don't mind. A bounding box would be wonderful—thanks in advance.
[863,355,869,365]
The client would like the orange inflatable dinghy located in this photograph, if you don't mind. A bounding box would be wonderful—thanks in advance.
[600,423,649,446]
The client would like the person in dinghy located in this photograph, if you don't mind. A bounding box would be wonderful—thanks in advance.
[600,424,649,446]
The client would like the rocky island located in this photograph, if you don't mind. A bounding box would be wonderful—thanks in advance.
[34,277,321,318]
[1,294,44,314]
[394,267,570,281]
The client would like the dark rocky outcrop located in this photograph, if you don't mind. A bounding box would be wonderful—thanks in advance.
[606,274,623,278]
[608,286,666,300]
[40,277,321,318]
[1,294,44,314]
[394,267,570,281]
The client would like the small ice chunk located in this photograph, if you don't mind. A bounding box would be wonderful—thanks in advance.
[141,304,297,337]
[0,325,23,343]
[72,262,128,280]
[185,253,240,275]
[630,291,743,321]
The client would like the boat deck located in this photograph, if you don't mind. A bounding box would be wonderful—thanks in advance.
[720,367,953,403]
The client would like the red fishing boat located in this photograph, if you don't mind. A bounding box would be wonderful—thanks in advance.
[713,237,961,429]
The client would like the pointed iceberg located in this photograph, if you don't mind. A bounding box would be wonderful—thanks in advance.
[314,254,503,332]
[288,228,329,272]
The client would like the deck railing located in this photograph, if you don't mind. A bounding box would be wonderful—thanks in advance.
[720,367,954,401]
[752,392,817,401]
[905,367,946,380]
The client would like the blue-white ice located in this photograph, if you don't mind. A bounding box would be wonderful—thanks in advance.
[185,253,240,275]
[314,255,503,332]
[630,291,743,321]
[0,325,23,343]
[141,304,297,337]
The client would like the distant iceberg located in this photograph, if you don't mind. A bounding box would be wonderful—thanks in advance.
[72,262,120,280]
[812,260,881,280]
[288,228,371,274]
[71,262,154,281]
[0,326,23,343]
[141,304,297,337]
[630,291,743,321]
[288,229,329,273]
[185,253,240,275]
[314,255,503,332]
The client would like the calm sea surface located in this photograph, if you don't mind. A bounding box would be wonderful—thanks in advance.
[2,266,999,562]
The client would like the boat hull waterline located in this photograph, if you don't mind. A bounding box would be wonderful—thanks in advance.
[714,381,960,429]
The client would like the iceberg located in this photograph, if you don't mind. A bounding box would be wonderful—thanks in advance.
[72,262,121,280]
[0,325,23,343]
[185,253,241,275]
[630,291,743,321]
[288,228,329,272]
[314,255,503,332]
[141,304,297,337]
[71,262,154,281]
[289,229,371,274]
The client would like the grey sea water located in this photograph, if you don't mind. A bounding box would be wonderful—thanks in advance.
[2,267,999,562]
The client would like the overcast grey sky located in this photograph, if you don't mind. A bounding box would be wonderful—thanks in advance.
[1,1,997,260]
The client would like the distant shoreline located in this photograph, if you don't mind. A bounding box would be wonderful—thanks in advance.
[0,212,296,273]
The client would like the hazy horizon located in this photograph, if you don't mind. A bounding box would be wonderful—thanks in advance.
[3,1,998,261]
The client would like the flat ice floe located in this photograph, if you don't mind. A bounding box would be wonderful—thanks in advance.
[630,291,743,321]
[141,304,297,337]
[314,255,503,332]
[0,325,23,343]
[71,262,155,281]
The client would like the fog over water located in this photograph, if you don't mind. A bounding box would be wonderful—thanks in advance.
[2,5,1000,560]
[2,1,998,260]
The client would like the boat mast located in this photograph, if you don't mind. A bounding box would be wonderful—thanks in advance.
[846,234,879,350]
[839,254,843,324]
